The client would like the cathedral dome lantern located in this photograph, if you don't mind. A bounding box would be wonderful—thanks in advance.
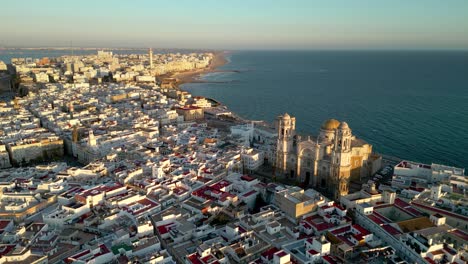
[339,122,349,130]
[338,122,352,137]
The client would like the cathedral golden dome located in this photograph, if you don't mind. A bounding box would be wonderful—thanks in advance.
[321,119,340,130]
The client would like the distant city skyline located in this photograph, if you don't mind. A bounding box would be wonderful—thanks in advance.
[2,0,468,50]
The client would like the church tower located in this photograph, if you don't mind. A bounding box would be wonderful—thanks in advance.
[275,113,296,176]
[331,122,352,199]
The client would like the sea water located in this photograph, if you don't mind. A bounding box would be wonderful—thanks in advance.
[183,50,468,170]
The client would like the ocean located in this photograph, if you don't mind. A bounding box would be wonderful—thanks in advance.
[182,51,468,170]
[2,49,467,170]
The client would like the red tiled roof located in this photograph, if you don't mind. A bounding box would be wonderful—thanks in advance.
[449,229,468,241]
[187,253,203,264]
[323,255,339,264]
[302,214,336,232]
[335,204,345,211]
[382,224,402,236]
[430,249,444,255]
[412,201,468,222]
[94,244,110,257]
[261,247,280,260]
[0,245,15,257]
[0,220,11,230]
[368,214,386,225]
[352,224,371,236]
[394,198,423,217]
[77,183,123,198]
[69,249,91,260]
[241,175,255,182]
[210,180,232,190]
[242,190,257,198]
[173,187,188,195]
[443,244,457,255]
[331,225,351,235]
[124,198,160,216]
[157,222,176,235]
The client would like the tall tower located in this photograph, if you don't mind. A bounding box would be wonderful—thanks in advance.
[331,122,352,199]
[13,97,19,110]
[69,102,74,119]
[149,48,153,69]
[88,130,96,147]
[275,113,296,176]
[72,126,79,142]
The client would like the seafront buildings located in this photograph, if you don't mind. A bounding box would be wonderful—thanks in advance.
[0,50,466,264]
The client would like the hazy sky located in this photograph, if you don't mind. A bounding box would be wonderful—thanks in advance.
[2,0,468,49]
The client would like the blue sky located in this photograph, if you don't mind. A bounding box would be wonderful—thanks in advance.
[2,0,468,49]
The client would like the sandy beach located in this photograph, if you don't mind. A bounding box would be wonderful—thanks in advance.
[170,51,229,88]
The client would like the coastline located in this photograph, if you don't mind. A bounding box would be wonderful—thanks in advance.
[171,51,251,124]
[170,51,229,88]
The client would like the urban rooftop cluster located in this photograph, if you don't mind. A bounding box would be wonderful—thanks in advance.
[0,50,466,264]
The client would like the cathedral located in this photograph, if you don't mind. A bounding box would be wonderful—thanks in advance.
[275,113,378,199]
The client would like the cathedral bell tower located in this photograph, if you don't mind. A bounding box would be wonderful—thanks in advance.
[275,113,296,175]
[331,122,352,199]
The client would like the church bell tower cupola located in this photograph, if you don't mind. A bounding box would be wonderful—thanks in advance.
[335,122,352,153]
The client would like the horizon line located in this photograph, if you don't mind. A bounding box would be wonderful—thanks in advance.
[1,46,468,52]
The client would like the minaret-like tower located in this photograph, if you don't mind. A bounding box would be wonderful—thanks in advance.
[331,122,352,199]
[149,48,153,69]
[275,113,296,176]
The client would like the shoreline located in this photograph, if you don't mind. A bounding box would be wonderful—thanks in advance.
[170,51,250,123]
[170,51,230,88]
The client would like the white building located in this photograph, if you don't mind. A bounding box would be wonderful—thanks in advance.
[392,160,465,189]
[0,61,8,71]
[231,123,254,147]
[242,148,264,173]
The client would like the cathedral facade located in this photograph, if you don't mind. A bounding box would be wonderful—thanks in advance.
[275,113,376,199]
